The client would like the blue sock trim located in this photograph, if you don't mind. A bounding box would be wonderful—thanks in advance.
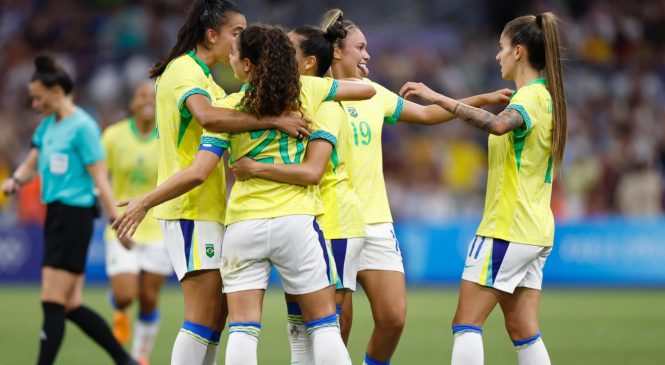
[336,304,342,316]
[305,313,338,330]
[211,330,222,343]
[364,353,390,365]
[287,302,302,315]
[138,310,160,323]
[229,322,261,339]
[513,332,541,347]
[182,321,217,342]
[452,324,483,335]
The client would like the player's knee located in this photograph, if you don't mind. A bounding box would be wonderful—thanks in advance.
[504,317,538,341]
[376,307,406,333]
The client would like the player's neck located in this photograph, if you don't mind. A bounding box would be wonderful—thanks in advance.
[134,117,155,137]
[514,66,541,89]
[193,47,215,69]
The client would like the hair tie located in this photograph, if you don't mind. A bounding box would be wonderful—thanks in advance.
[535,14,543,27]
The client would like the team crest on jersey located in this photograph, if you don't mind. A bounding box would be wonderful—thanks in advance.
[205,244,215,258]
[347,107,358,118]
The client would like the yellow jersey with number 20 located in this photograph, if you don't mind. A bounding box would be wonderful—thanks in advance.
[201,75,339,225]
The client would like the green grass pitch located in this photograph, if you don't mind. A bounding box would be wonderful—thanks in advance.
[1,286,663,364]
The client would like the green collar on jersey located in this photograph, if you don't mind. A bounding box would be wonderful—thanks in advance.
[510,78,547,100]
[187,50,211,77]
[129,116,158,142]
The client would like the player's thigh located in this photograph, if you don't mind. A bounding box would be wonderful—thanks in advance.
[499,287,542,341]
[226,289,265,323]
[64,274,86,311]
[138,271,168,311]
[293,285,336,323]
[452,279,501,327]
[357,270,406,326]
[180,269,223,327]
[110,273,139,304]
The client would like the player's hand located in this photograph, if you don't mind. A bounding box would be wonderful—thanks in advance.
[231,157,259,181]
[270,112,312,140]
[399,82,442,104]
[118,235,135,249]
[112,197,148,239]
[1,177,20,196]
[483,88,514,105]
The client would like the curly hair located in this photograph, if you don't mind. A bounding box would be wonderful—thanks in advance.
[239,24,301,118]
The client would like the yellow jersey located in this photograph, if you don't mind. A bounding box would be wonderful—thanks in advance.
[340,80,403,224]
[153,51,227,224]
[201,76,339,225]
[476,78,555,247]
[102,118,162,243]
[316,101,365,239]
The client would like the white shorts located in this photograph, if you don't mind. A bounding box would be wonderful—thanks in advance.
[159,219,224,281]
[358,223,404,273]
[328,237,364,291]
[221,215,332,295]
[462,236,551,294]
[105,239,173,277]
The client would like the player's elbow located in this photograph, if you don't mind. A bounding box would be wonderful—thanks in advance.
[303,171,323,185]
[489,122,511,136]
[190,168,210,185]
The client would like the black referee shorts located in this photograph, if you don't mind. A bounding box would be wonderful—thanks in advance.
[43,201,95,274]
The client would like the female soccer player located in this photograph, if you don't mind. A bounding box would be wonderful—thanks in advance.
[114,23,375,365]
[319,9,513,365]
[103,80,171,364]
[131,1,309,364]
[1,56,136,365]
[400,12,566,365]
[230,22,363,363]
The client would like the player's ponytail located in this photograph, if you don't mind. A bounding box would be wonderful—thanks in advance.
[539,12,567,171]
[149,0,243,78]
[504,12,567,171]
[292,23,347,77]
[31,55,74,95]
[319,9,358,49]
[239,25,301,118]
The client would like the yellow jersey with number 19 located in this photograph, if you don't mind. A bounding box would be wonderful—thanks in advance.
[476,78,555,247]
[102,118,162,243]
[316,101,365,239]
[340,80,404,225]
[153,51,227,224]
[201,75,339,225]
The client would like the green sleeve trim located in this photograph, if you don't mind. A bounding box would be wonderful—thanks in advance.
[506,104,531,137]
[201,135,230,149]
[324,80,339,101]
[178,88,211,110]
[384,97,404,125]
[310,130,338,146]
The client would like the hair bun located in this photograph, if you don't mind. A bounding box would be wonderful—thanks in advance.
[324,21,347,43]
[34,55,58,73]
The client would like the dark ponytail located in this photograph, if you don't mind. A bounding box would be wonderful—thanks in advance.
[504,12,567,171]
[292,23,347,77]
[239,25,301,118]
[149,0,243,78]
[31,55,73,95]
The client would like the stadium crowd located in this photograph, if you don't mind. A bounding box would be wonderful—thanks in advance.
[1,0,664,224]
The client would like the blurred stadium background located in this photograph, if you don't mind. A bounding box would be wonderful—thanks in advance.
[1,0,664,364]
